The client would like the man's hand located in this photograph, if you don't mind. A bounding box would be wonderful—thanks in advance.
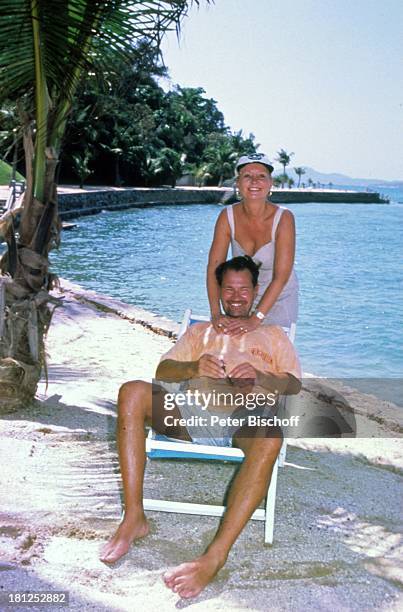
[229,362,257,392]
[220,314,261,336]
[198,354,226,378]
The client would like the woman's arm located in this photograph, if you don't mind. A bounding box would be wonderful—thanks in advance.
[225,210,296,335]
[206,209,232,330]
[255,208,296,314]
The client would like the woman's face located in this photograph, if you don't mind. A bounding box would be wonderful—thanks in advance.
[237,163,273,201]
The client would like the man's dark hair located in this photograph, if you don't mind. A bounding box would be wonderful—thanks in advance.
[215,256,260,287]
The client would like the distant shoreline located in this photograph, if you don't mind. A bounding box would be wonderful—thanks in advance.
[0,184,390,220]
[51,185,389,220]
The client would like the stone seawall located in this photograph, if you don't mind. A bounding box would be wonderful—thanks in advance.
[57,186,388,220]
[58,187,222,220]
[270,190,387,204]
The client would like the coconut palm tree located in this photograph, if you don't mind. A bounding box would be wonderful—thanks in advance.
[149,147,183,187]
[275,148,294,188]
[293,166,306,188]
[204,137,238,186]
[186,162,211,187]
[0,0,204,408]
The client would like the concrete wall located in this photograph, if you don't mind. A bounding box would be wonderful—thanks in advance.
[58,186,387,220]
[58,188,223,220]
[270,190,387,204]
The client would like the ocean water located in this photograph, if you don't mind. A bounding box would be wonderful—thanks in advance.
[52,190,403,386]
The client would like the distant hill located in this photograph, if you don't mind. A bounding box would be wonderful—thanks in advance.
[274,165,403,189]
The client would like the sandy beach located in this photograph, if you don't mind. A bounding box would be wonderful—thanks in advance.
[0,280,402,611]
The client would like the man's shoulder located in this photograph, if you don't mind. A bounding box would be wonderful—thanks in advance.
[192,321,212,330]
[182,321,212,338]
[190,321,212,331]
[256,324,288,340]
[254,324,296,351]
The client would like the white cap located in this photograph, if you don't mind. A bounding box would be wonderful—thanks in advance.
[235,153,274,174]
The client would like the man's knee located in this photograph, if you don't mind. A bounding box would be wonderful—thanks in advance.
[119,379,148,397]
[118,380,150,413]
[239,432,283,462]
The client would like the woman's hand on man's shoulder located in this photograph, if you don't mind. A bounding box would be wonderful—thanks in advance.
[211,313,233,333]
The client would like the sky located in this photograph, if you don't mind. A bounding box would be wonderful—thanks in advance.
[161,0,403,181]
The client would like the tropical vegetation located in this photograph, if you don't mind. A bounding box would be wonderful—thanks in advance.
[275,148,294,188]
[0,0,216,408]
[294,166,306,188]
[2,48,258,189]
[0,160,24,184]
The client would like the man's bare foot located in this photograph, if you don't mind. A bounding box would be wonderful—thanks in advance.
[100,513,149,564]
[163,552,226,599]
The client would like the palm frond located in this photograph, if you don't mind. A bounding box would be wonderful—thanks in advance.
[0,0,201,103]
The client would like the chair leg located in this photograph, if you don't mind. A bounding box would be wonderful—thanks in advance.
[278,439,287,467]
[264,457,279,544]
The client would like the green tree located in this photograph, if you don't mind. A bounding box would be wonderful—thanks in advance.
[203,135,238,186]
[149,147,183,187]
[275,148,294,187]
[274,173,289,188]
[293,166,305,188]
[0,0,204,408]
[186,162,211,187]
[228,130,259,159]
[71,149,93,188]
[60,62,257,187]
[159,86,226,167]
[61,44,168,186]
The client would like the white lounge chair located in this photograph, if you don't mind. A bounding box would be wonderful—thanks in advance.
[144,309,296,544]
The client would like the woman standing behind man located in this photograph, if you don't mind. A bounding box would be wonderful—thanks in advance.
[207,153,298,334]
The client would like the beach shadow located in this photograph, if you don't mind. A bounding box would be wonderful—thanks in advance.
[0,564,121,611]
[2,378,401,608]
[44,364,95,382]
[1,394,117,433]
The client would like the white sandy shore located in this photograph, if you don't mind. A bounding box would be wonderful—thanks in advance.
[0,281,402,611]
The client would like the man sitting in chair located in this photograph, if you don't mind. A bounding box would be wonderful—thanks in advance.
[101,255,301,598]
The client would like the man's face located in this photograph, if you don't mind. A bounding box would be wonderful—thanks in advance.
[220,269,258,318]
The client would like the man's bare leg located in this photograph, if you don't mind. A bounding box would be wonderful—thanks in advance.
[163,432,282,598]
[100,381,191,563]
[100,381,152,563]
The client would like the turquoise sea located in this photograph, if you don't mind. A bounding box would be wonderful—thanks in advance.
[52,186,403,390]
